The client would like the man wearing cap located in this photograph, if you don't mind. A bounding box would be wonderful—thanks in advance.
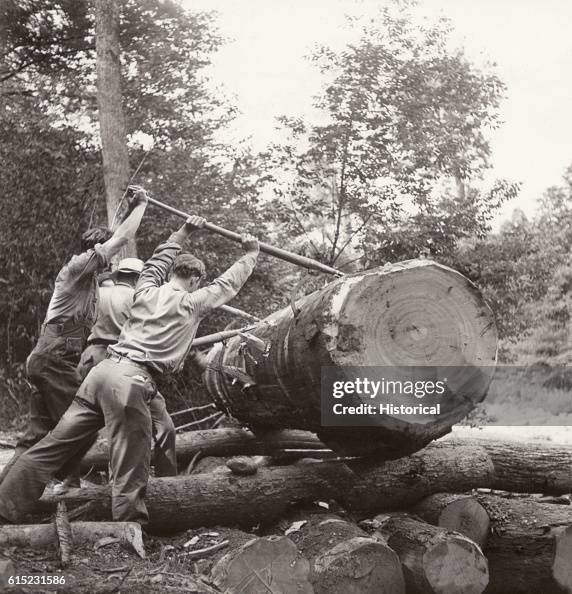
[77,257,177,477]
[77,258,145,379]
[0,187,149,485]
[0,216,259,525]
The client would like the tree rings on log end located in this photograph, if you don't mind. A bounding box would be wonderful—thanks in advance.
[312,536,405,594]
[424,538,489,594]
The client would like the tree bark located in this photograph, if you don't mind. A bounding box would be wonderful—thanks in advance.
[0,522,145,559]
[204,260,497,458]
[70,432,572,494]
[443,436,572,494]
[289,514,405,594]
[95,0,133,255]
[78,428,330,471]
[474,494,572,594]
[373,513,489,594]
[42,442,494,532]
[413,493,490,547]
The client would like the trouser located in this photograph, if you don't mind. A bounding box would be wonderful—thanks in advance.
[0,348,89,485]
[78,343,177,477]
[0,358,158,525]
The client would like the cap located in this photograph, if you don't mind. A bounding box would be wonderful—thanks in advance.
[117,258,144,274]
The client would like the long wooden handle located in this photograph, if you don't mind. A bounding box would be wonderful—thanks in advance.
[147,196,344,277]
[191,325,257,348]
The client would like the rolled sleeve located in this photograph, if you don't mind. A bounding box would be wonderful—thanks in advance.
[186,253,257,317]
[63,244,109,282]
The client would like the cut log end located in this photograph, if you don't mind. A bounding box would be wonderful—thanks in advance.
[414,494,490,548]
[211,535,312,594]
[313,536,405,594]
[424,537,489,594]
[554,525,572,592]
[375,513,489,594]
[332,261,497,369]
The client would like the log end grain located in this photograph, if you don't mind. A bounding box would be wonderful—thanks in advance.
[414,494,491,548]
[312,535,405,594]
[211,535,313,594]
[554,525,572,592]
[423,537,489,594]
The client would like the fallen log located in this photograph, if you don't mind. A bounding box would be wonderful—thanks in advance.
[373,513,489,594]
[288,514,405,594]
[211,535,312,594]
[0,522,145,558]
[443,436,572,494]
[78,428,330,471]
[474,494,572,594]
[42,442,494,532]
[413,493,490,547]
[74,431,572,496]
[204,260,497,458]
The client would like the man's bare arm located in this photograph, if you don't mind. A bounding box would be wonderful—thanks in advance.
[169,215,206,245]
[101,186,149,257]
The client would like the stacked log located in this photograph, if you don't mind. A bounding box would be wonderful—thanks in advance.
[373,513,489,594]
[210,532,313,594]
[413,493,490,548]
[414,492,572,594]
[43,441,494,531]
[288,514,405,594]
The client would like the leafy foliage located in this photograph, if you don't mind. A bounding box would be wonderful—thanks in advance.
[264,2,518,267]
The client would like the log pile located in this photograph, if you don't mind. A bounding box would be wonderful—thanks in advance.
[16,433,568,594]
[3,264,572,593]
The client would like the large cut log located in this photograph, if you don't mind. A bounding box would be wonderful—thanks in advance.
[413,493,490,547]
[211,534,313,594]
[42,442,494,532]
[288,514,405,594]
[373,513,489,594]
[473,494,572,594]
[204,260,497,458]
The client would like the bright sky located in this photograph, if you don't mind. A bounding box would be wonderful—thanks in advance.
[186,0,572,225]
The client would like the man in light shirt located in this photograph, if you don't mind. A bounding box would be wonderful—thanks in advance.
[0,216,259,525]
[77,258,177,477]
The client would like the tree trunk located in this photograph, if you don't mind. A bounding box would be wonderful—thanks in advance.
[204,260,497,458]
[373,513,489,594]
[95,0,133,255]
[289,514,405,594]
[42,442,494,532]
[413,493,490,547]
[475,494,572,594]
[211,534,313,594]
